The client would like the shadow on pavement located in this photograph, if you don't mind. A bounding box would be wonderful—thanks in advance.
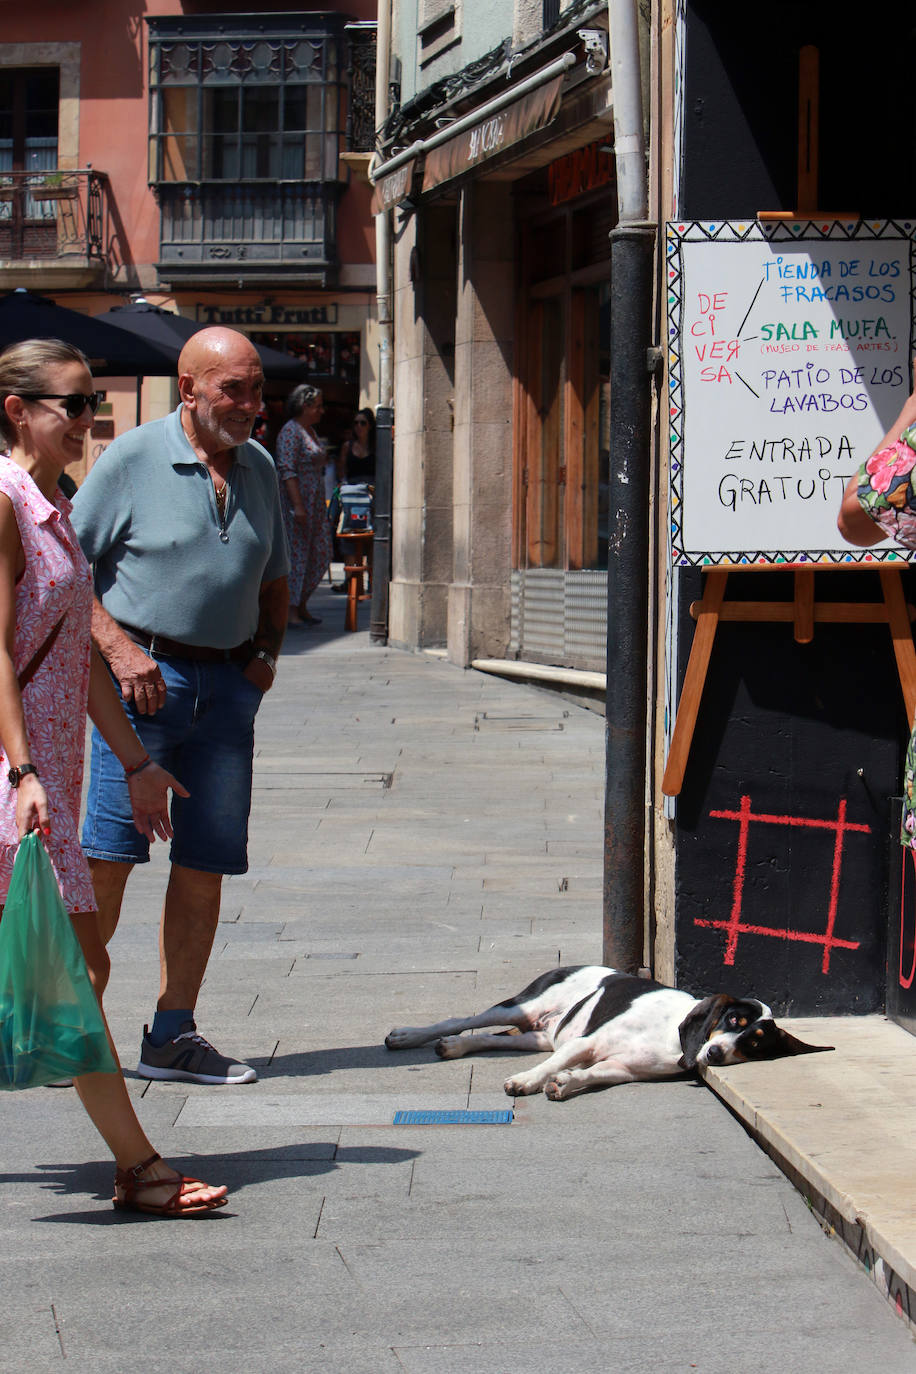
[260,1043,434,1076]
[12,1140,421,1221]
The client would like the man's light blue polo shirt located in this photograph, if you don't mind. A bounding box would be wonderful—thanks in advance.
[70,406,289,649]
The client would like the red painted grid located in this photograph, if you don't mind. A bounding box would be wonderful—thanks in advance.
[694,794,868,973]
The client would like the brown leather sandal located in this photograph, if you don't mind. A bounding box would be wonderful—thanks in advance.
[112,1152,228,1217]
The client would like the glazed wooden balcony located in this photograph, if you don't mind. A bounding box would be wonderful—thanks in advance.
[155,180,341,288]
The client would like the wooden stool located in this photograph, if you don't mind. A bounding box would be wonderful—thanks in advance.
[338,532,373,631]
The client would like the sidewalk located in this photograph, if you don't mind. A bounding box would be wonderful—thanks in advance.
[1,575,915,1372]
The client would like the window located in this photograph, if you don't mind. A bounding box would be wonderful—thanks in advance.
[0,67,59,176]
[148,18,345,186]
[0,68,59,224]
[249,331,360,385]
[0,67,61,250]
[417,0,461,68]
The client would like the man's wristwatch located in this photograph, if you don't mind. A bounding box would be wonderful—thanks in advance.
[251,649,277,680]
[8,763,39,788]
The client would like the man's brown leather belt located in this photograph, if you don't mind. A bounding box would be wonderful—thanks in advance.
[120,624,253,665]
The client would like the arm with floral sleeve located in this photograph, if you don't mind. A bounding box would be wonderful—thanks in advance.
[839,362,916,547]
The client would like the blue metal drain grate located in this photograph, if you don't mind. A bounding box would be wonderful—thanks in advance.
[392,1108,513,1125]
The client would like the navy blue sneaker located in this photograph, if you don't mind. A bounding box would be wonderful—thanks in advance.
[137,1022,257,1085]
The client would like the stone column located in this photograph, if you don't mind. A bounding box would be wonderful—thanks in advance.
[448,180,515,665]
[388,205,457,649]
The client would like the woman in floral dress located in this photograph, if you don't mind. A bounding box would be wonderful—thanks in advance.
[839,361,916,851]
[275,383,333,626]
[0,339,227,1216]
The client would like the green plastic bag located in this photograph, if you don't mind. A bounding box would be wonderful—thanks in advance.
[0,832,116,1089]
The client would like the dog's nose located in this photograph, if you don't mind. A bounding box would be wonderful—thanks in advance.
[705,1042,724,1065]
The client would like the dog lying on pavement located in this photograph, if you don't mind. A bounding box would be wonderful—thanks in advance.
[385,965,832,1100]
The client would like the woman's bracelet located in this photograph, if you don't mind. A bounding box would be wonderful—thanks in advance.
[125,753,152,778]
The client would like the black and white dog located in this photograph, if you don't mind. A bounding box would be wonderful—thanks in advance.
[385,965,831,1100]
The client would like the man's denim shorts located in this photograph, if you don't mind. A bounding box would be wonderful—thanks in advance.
[81,655,264,874]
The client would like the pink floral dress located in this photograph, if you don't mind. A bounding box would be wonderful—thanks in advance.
[855,430,916,850]
[0,457,95,912]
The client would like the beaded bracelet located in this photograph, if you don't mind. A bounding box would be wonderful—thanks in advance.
[125,753,152,778]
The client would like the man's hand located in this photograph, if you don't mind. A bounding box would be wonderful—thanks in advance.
[108,638,168,715]
[243,657,274,693]
[90,599,168,715]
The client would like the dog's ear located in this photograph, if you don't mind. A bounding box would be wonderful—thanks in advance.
[677,994,732,1069]
[754,1025,835,1059]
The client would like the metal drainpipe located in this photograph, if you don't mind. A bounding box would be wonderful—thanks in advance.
[603,0,657,971]
[370,0,394,644]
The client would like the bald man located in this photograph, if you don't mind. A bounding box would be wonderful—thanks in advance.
[71,327,289,1086]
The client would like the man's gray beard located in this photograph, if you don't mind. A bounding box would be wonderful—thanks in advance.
[209,418,255,451]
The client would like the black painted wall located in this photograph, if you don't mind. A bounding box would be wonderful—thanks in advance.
[683,1,916,221]
[674,3,916,1013]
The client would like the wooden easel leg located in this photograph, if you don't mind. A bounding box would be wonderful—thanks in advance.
[880,567,916,726]
[793,568,815,643]
[662,569,728,797]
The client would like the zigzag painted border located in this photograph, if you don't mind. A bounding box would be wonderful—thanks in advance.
[666,218,916,568]
[670,549,914,567]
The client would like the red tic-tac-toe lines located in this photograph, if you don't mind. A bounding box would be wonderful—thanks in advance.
[694,794,867,973]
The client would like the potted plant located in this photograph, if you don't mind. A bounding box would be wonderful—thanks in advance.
[31,172,77,202]
[0,180,16,203]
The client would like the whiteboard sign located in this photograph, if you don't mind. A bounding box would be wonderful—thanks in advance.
[667,220,916,564]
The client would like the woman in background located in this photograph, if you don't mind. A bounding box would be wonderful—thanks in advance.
[339,407,376,486]
[275,384,333,627]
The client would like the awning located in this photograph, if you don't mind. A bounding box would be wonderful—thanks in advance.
[371,157,417,215]
[421,73,564,195]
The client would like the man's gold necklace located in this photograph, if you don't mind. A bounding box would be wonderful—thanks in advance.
[214,475,230,541]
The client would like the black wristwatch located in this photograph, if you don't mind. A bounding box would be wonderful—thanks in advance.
[8,763,39,788]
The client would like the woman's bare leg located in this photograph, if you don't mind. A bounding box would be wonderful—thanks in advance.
[69,911,227,1210]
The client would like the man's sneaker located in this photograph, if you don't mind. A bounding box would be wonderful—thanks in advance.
[137,1022,257,1085]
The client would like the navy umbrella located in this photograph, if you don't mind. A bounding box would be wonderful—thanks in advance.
[0,289,176,376]
[94,300,307,380]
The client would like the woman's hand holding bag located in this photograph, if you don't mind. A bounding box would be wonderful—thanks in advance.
[0,832,115,1089]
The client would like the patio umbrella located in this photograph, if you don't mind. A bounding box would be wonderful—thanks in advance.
[94,300,308,380]
[0,289,176,376]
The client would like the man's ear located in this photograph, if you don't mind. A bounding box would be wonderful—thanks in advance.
[177,373,195,407]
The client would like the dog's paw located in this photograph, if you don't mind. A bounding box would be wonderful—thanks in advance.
[435,1036,464,1059]
[385,1027,423,1050]
[504,1073,542,1097]
[545,1072,575,1101]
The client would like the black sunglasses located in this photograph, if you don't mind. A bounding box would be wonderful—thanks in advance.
[19,392,102,419]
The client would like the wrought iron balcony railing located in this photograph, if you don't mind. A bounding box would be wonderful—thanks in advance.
[346,25,377,154]
[0,168,113,267]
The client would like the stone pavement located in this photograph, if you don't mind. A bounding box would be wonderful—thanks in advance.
[1,577,915,1372]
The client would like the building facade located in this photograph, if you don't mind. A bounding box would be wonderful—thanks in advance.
[0,2,379,462]
[374,0,623,687]
[374,0,916,1019]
